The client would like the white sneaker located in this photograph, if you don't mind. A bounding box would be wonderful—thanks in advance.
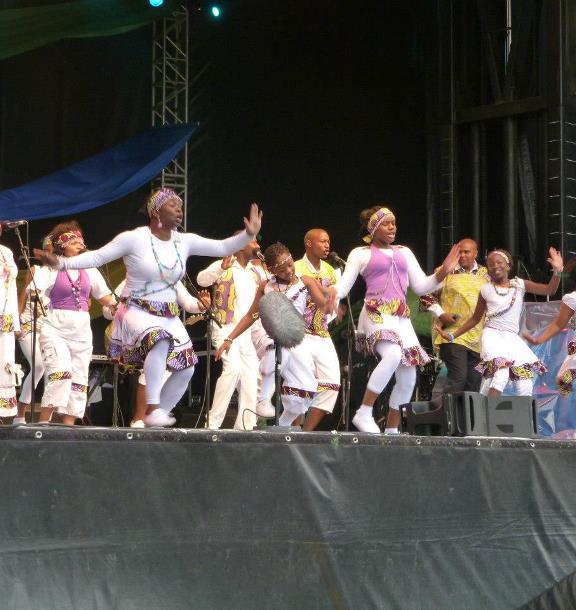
[256,399,276,418]
[384,427,400,436]
[130,419,145,428]
[352,411,380,434]
[13,417,26,425]
[144,409,176,428]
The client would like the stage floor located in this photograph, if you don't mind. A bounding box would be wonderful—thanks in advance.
[1,424,576,609]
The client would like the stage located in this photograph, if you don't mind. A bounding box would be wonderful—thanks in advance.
[1,425,575,609]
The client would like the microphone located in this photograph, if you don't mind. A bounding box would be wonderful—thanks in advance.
[2,220,27,230]
[327,251,347,268]
[252,248,266,263]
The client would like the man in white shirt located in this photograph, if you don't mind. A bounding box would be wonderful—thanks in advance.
[197,237,262,429]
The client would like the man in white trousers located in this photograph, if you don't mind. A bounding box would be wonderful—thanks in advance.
[294,228,341,431]
[197,236,263,430]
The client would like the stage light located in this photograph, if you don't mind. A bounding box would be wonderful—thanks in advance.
[149,0,164,7]
[210,5,221,17]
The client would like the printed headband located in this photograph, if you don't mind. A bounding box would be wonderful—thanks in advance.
[55,230,84,248]
[147,188,182,216]
[269,253,293,271]
[489,250,510,265]
[363,207,394,244]
[42,235,53,249]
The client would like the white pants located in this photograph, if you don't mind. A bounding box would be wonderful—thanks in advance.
[208,324,259,430]
[303,334,340,414]
[0,331,17,417]
[40,310,92,419]
[18,330,45,405]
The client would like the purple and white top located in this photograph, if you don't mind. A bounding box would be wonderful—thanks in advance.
[336,244,440,316]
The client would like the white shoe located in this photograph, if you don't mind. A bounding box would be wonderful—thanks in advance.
[352,411,380,434]
[13,417,26,425]
[384,427,400,436]
[130,419,145,428]
[256,399,276,418]
[144,409,176,428]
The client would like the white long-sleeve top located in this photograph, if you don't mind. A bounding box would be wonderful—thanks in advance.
[59,226,253,303]
[0,244,20,332]
[336,245,441,300]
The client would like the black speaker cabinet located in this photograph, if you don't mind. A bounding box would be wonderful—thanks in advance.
[403,393,538,438]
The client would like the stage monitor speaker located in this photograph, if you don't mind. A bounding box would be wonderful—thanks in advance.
[402,400,457,436]
[485,395,538,439]
[444,392,488,437]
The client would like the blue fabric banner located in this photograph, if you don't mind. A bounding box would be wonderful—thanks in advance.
[0,123,198,221]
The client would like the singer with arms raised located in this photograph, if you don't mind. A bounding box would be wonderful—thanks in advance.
[216,242,336,427]
[35,188,262,427]
[293,228,341,431]
[196,234,265,430]
[336,206,460,434]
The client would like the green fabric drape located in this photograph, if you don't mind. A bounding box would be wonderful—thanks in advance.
[0,0,177,60]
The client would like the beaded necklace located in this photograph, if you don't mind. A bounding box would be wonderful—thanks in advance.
[486,279,519,320]
[132,230,184,299]
[64,270,83,310]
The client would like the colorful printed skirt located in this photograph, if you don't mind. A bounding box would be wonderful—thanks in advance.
[108,299,197,372]
[355,306,430,367]
[476,327,546,381]
[556,340,576,395]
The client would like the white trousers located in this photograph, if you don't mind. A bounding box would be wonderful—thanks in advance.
[0,331,17,417]
[40,310,92,419]
[303,334,341,414]
[18,330,45,405]
[208,324,259,430]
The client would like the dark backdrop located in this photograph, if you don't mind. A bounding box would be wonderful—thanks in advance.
[0,0,429,282]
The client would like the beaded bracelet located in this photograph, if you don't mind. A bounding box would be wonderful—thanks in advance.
[447,332,455,343]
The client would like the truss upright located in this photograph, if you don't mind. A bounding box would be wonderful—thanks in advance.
[151,5,189,230]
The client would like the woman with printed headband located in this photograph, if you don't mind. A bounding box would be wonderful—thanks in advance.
[336,206,461,434]
[38,222,116,425]
[14,235,54,424]
[0,223,20,420]
[215,242,336,427]
[438,248,563,397]
[35,189,262,427]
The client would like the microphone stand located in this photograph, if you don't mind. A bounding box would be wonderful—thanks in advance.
[182,272,222,428]
[341,293,356,431]
[13,226,46,423]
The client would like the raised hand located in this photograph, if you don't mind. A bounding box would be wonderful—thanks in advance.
[440,244,461,276]
[244,202,262,237]
[547,247,563,272]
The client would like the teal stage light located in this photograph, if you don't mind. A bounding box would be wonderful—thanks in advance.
[210,5,221,17]
[149,0,164,6]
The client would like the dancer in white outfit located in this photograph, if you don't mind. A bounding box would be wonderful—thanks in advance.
[215,242,336,426]
[38,222,116,425]
[197,237,265,430]
[440,248,563,396]
[336,206,460,434]
[35,189,262,427]
[0,224,20,419]
[294,229,341,431]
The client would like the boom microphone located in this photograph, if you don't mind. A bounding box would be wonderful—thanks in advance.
[259,292,305,348]
[2,220,27,230]
[327,251,347,268]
